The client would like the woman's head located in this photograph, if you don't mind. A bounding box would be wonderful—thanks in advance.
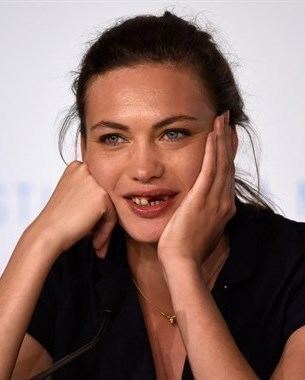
[81,62,237,242]
[59,10,273,242]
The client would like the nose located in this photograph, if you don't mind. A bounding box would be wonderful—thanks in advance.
[127,142,164,183]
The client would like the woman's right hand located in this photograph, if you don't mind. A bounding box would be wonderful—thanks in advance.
[27,160,117,258]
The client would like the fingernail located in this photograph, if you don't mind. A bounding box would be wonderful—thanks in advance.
[215,116,222,131]
[218,115,225,132]
[96,249,102,258]
[95,245,106,259]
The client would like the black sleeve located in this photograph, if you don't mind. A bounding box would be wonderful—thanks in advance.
[26,255,63,359]
[283,227,305,344]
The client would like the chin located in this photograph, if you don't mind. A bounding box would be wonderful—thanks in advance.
[118,216,164,244]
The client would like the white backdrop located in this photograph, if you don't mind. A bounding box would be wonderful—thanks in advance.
[1,1,305,273]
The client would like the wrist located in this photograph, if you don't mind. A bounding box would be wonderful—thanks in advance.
[159,253,202,276]
[158,249,201,269]
[159,255,207,294]
[22,221,65,259]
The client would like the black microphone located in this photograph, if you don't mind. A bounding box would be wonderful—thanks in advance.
[28,283,125,380]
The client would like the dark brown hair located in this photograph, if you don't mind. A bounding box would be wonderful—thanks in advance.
[59,10,275,211]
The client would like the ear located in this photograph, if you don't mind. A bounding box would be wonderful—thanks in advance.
[81,136,87,162]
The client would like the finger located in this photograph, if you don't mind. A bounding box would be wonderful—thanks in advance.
[216,114,236,218]
[223,111,235,166]
[222,113,236,204]
[224,125,236,204]
[95,238,111,259]
[92,218,107,248]
[220,157,235,211]
[92,203,117,257]
[208,113,230,200]
[190,130,217,200]
[92,195,117,242]
[92,213,116,247]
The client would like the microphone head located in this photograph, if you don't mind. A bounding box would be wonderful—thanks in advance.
[98,275,127,318]
[102,284,126,318]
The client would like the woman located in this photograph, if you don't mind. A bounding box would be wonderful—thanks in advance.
[1,11,305,379]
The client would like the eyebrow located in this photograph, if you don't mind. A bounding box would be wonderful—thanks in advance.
[89,114,199,132]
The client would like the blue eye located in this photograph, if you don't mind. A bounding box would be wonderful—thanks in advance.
[99,129,190,146]
[163,129,189,142]
[99,134,125,146]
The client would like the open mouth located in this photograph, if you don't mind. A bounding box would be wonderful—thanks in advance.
[124,193,178,218]
[130,195,170,207]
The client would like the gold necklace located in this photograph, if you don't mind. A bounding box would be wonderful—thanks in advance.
[132,250,229,326]
[132,278,177,325]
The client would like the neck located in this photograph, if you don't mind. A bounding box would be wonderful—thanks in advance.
[125,232,230,314]
[125,236,172,307]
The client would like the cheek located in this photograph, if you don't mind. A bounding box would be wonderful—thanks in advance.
[172,143,205,189]
[85,156,118,192]
[181,159,203,189]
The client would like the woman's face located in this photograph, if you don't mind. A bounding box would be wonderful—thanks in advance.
[82,63,217,243]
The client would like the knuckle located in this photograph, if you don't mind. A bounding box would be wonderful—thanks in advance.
[220,200,233,216]
[231,202,237,216]
[97,188,108,203]
[205,166,215,180]
[70,160,83,168]
[220,161,229,174]
[65,160,85,174]
[94,188,103,200]
[208,201,219,215]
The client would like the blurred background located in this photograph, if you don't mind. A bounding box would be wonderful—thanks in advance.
[1,1,305,273]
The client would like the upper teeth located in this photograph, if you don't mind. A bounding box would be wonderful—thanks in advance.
[131,196,169,206]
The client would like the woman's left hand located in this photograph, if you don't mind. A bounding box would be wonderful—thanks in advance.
[157,111,236,267]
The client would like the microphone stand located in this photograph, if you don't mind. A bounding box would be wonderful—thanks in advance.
[28,309,112,380]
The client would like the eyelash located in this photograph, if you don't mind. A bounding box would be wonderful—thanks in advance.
[98,129,191,146]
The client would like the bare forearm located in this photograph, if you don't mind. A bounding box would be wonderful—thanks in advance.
[0,226,60,379]
[161,257,258,380]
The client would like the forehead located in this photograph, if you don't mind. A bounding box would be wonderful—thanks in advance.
[85,63,215,127]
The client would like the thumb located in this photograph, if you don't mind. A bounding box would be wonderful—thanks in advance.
[92,205,118,258]
[93,218,117,258]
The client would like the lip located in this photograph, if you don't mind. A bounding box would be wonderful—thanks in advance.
[123,188,178,199]
[125,194,177,218]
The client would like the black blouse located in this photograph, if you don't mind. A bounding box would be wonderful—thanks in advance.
[27,200,305,379]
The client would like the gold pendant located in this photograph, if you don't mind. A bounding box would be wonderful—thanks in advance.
[169,316,176,325]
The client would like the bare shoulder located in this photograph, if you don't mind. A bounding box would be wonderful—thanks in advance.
[12,333,53,380]
[271,325,305,379]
